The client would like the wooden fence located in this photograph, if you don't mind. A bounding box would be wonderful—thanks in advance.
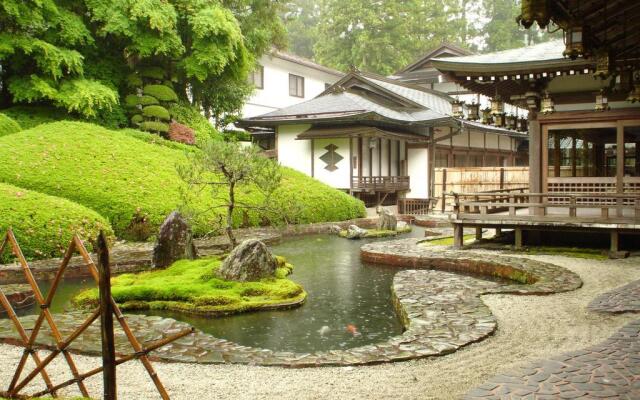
[434,166,529,212]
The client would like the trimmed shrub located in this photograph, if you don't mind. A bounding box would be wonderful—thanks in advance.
[140,120,170,133]
[124,94,141,108]
[125,95,160,109]
[0,182,114,261]
[143,84,178,102]
[168,121,195,145]
[142,105,171,121]
[126,73,143,88]
[131,114,144,125]
[0,121,366,238]
[168,103,220,143]
[139,66,166,81]
[0,114,22,137]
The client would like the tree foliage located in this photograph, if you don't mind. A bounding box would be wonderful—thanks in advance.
[0,0,286,127]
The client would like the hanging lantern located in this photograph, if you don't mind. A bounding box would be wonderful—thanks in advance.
[505,114,517,130]
[595,89,610,111]
[524,90,540,110]
[490,95,504,115]
[627,71,640,103]
[481,107,493,125]
[493,113,506,128]
[541,92,555,114]
[562,25,585,60]
[451,99,465,118]
[517,117,529,132]
[517,0,550,29]
[467,102,480,121]
[593,50,612,79]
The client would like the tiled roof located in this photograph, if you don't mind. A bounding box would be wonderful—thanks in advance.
[269,50,344,77]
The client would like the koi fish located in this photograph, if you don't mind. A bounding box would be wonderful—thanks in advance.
[346,324,361,337]
[318,325,331,336]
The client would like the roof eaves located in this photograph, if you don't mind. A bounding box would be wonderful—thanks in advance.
[268,50,345,77]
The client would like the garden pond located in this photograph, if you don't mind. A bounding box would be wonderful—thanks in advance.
[10,227,482,353]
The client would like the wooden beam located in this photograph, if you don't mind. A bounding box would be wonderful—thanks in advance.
[97,232,116,400]
[378,138,382,176]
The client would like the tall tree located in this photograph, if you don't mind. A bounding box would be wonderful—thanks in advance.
[283,0,321,59]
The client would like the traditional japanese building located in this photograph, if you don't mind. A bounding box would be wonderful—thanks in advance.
[433,37,640,252]
[240,69,527,207]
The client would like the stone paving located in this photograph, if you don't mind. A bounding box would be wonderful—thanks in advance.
[588,279,640,314]
[0,238,582,367]
[465,319,640,399]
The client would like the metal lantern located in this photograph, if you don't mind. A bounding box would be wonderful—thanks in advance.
[517,117,529,132]
[593,50,612,79]
[451,99,465,118]
[595,89,610,111]
[627,71,640,103]
[493,113,506,128]
[562,26,585,60]
[490,95,504,115]
[518,0,550,29]
[481,107,493,125]
[505,114,517,130]
[541,92,555,114]
[467,102,480,121]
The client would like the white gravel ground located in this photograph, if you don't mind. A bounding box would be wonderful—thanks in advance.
[1,253,639,400]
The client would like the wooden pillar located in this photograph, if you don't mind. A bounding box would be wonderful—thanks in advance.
[369,139,373,177]
[453,224,464,248]
[378,138,382,176]
[571,136,577,177]
[610,231,619,253]
[396,139,401,175]
[553,133,561,178]
[428,127,435,199]
[310,139,315,177]
[441,168,447,213]
[475,227,482,240]
[358,137,363,180]
[387,138,392,176]
[349,137,354,191]
[616,121,624,193]
[528,113,542,193]
[97,232,116,400]
[514,227,523,249]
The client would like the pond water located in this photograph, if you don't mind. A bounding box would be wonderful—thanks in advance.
[16,228,427,353]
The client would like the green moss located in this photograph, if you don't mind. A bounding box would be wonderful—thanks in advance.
[0,182,114,261]
[0,121,365,238]
[143,84,178,102]
[425,234,476,246]
[142,105,171,121]
[0,105,70,129]
[0,113,21,137]
[73,257,306,315]
[521,246,608,260]
[140,120,170,133]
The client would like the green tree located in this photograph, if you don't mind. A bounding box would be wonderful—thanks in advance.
[283,0,321,59]
[179,140,282,249]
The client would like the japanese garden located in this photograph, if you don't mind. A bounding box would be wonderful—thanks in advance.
[0,1,638,399]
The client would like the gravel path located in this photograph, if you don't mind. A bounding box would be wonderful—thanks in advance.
[1,253,639,400]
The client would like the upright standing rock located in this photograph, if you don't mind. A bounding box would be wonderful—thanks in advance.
[377,208,398,231]
[152,211,197,268]
[218,239,277,282]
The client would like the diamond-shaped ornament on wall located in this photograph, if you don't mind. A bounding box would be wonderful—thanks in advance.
[319,144,343,171]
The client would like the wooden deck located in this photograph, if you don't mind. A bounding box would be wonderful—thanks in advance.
[450,192,640,253]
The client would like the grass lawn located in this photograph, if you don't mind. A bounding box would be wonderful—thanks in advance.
[73,256,306,316]
[0,121,366,245]
[0,182,114,261]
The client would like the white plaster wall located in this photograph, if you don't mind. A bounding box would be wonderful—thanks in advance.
[469,130,484,148]
[407,148,429,199]
[380,139,390,175]
[361,140,370,176]
[499,134,511,150]
[451,130,469,147]
[313,138,350,189]
[390,140,398,176]
[242,54,342,118]
[485,133,499,149]
[277,124,312,176]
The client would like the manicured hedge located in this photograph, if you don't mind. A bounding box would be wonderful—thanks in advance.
[143,84,178,102]
[142,105,170,120]
[0,182,114,261]
[0,113,21,137]
[0,121,365,239]
[140,120,170,133]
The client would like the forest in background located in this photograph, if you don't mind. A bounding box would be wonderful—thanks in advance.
[282,0,562,75]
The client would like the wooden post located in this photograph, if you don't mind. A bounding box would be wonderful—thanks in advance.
[358,137,363,180]
[610,231,619,253]
[378,138,382,176]
[514,227,523,249]
[441,168,447,213]
[616,122,624,217]
[499,167,505,190]
[453,224,464,249]
[475,227,482,241]
[97,231,116,400]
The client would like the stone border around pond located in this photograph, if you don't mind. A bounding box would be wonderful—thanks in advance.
[0,238,582,367]
[588,279,640,314]
[0,284,35,313]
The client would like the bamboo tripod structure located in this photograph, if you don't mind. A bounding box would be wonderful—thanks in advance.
[0,229,194,399]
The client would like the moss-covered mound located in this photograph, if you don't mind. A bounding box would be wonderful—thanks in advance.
[0,105,67,130]
[0,113,21,137]
[73,256,305,315]
[0,121,366,238]
[0,182,114,261]
[338,226,412,239]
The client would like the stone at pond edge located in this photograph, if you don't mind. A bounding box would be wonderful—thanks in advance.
[217,239,277,282]
[345,225,368,239]
[152,211,198,268]
[377,208,397,231]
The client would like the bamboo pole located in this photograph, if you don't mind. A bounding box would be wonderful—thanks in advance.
[97,231,117,400]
